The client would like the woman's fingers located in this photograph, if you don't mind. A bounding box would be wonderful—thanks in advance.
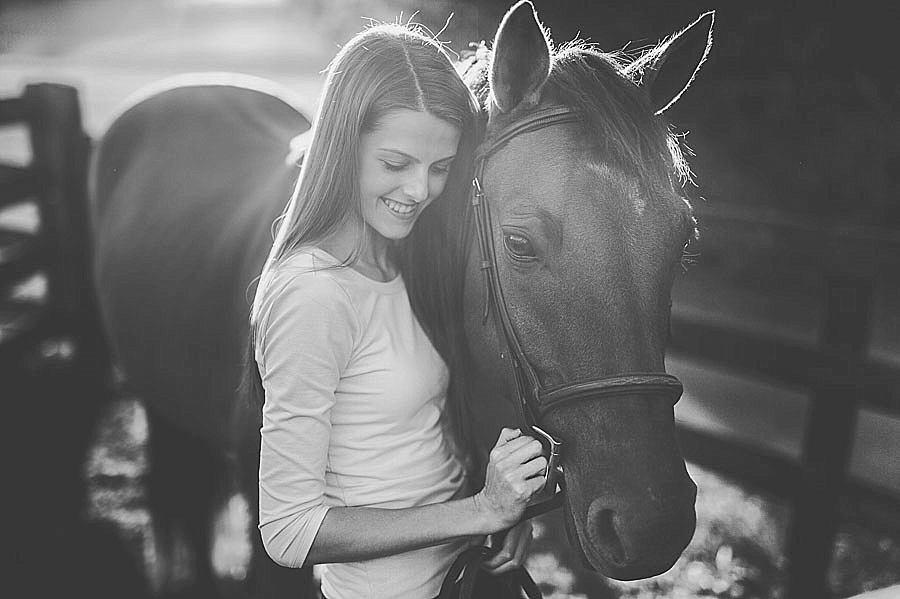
[514,455,549,480]
[494,439,546,478]
[496,471,547,505]
[512,525,531,563]
[489,429,528,460]
[491,434,544,463]
[525,472,547,496]
[478,428,551,529]
[506,523,532,571]
[491,433,548,493]
[495,427,522,445]
[483,522,533,572]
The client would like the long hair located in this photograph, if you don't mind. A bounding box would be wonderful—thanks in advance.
[243,22,480,470]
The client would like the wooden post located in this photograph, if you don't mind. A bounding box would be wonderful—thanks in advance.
[24,84,95,346]
[786,274,872,598]
[18,83,109,526]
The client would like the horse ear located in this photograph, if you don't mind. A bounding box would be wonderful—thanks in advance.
[627,11,714,115]
[489,0,552,113]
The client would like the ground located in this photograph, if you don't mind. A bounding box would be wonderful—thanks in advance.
[85,392,899,598]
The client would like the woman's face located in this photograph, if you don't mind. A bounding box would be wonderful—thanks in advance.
[357,109,461,242]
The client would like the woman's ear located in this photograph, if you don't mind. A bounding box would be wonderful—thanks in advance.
[626,11,715,115]
[489,0,552,113]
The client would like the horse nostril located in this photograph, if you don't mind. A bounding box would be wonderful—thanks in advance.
[591,507,627,566]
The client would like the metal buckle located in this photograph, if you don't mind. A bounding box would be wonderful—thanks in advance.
[471,177,484,205]
[528,425,563,506]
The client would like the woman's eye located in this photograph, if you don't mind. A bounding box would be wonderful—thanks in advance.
[382,161,406,172]
[431,163,451,175]
[503,233,537,261]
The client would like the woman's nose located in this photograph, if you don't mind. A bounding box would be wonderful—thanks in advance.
[401,167,429,203]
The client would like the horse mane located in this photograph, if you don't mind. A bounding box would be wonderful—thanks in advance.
[399,38,698,477]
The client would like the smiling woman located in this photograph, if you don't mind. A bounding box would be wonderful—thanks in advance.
[241,21,552,599]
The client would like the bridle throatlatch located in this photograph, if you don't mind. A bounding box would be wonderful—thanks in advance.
[470,105,685,519]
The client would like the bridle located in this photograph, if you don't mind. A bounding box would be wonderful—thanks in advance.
[470,104,685,518]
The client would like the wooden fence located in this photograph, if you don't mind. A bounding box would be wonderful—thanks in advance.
[670,204,900,598]
[0,82,104,372]
[1,84,115,595]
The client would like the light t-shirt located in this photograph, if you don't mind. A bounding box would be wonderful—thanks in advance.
[255,247,468,599]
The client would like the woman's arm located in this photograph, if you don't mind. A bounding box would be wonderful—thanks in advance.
[256,270,355,568]
[256,267,546,567]
[306,428,546,565]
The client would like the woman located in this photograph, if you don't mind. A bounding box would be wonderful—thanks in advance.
[247,22,548,599]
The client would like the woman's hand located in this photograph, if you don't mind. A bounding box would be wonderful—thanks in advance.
[474,427,547,532]
[482,520,534,574]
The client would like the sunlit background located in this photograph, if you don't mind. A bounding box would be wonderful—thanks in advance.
[2,1,898,598]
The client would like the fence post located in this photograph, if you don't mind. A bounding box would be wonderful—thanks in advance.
[786,274,872,598]
[15,83,110,529]
[23,83,101,357]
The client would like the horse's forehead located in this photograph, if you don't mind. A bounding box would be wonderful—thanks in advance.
[583,161,648,216]
[484,125,667,227]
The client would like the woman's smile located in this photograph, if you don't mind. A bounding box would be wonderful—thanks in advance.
[380,196,419,217]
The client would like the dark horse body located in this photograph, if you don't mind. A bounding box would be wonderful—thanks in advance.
[90,3,713,596]
[91,72,310,596]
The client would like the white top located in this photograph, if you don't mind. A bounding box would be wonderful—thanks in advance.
[255,247,468,599]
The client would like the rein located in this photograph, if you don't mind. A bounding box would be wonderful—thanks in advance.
[470,104,685,518]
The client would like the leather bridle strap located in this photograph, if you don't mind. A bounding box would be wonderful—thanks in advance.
[539,374,684,417]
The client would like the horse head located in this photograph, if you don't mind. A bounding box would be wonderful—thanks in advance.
[462,1,713,580]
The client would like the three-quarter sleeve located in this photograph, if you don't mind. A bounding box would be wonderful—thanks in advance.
[256,270,358,568]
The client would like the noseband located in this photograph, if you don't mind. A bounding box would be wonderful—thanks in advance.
[471,104,684,516]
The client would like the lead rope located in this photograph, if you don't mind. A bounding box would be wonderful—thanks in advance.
[436,543,542,599]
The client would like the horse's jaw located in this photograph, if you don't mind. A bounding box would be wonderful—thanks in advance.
[545,395,697,579]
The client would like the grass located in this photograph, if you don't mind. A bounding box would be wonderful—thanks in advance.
[84,396,899,598]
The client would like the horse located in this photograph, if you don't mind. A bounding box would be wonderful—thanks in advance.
[89,1,713,596]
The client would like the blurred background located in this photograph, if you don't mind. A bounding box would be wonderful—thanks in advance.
[1,1,897,598]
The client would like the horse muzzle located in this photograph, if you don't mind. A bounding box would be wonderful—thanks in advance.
[572,471,697,579]
[542,388,697,579]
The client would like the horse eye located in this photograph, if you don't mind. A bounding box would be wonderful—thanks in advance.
[503,233,537,261]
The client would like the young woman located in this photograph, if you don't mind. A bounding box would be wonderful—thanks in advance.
[247,23,548,599]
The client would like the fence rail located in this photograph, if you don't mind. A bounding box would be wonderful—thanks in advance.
[0,164,39,207]
[671,204,900,598]
[0,96,30,126]
[671,315,900,417]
